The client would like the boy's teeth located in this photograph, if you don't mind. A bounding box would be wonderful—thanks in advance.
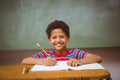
[56,44,61,46]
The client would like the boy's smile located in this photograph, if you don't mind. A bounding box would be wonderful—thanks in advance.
[49,28,69,54]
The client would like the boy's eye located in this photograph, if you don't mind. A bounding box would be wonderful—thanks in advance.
[51,35,65,39]
[52,37,56,39]
[60,36,64,38]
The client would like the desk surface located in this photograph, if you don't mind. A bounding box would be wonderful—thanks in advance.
[0,64,110,80]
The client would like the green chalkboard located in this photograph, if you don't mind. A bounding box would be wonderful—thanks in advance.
[0,0,120,50]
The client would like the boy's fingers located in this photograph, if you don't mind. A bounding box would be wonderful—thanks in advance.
[67,60,74,66]
[46,57,57,66]
[67,59,79,67]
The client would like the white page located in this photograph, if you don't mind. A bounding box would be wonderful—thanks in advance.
[68,63,105,70]
[31,61,68,71]
[31,61,105,71]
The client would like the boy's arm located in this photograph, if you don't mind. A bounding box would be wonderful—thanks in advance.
[21,57,57,66]
[67,53,102,66]
[80,53,102,64]
[22,57,42,64]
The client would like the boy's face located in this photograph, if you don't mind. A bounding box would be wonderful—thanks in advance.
[48,28,69,51]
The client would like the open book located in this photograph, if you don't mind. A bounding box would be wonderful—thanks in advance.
[31,61,105,71]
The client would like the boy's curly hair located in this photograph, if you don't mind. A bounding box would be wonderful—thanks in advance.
[46,20,70,39]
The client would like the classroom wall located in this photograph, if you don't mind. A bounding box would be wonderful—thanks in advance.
[0,0,120,50]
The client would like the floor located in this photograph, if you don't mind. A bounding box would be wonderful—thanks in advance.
[0,47,120,80]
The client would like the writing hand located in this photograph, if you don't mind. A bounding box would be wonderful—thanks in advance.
[41,57,57,66]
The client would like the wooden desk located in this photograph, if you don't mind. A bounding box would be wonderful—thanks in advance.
[0,64,111,80]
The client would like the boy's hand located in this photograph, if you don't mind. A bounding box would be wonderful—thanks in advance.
[67,58,82,67]
[40,57,57,66]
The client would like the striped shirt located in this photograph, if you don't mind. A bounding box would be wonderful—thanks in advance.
[32,48,88,61]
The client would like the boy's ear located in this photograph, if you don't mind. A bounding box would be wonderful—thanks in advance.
[67,36,70,41]
[48,38,51,42]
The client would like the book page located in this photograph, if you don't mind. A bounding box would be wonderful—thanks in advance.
[68,63,105,70]
[30,61,105,71]
[31,61,68,71]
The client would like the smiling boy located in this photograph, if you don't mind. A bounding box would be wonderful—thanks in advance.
[22,20,102,66]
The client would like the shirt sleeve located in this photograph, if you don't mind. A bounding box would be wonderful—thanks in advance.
[73,48,88,59]
[32,51,48,58]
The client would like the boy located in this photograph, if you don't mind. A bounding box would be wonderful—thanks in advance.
[22,20,102,66]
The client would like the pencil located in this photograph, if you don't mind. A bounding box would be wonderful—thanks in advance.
[37,43,51,57]
[22,67,26,74]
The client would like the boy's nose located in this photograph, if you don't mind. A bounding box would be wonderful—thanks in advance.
[56,38,61,42]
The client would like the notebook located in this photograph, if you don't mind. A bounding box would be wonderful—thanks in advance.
[30,61,105,71]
